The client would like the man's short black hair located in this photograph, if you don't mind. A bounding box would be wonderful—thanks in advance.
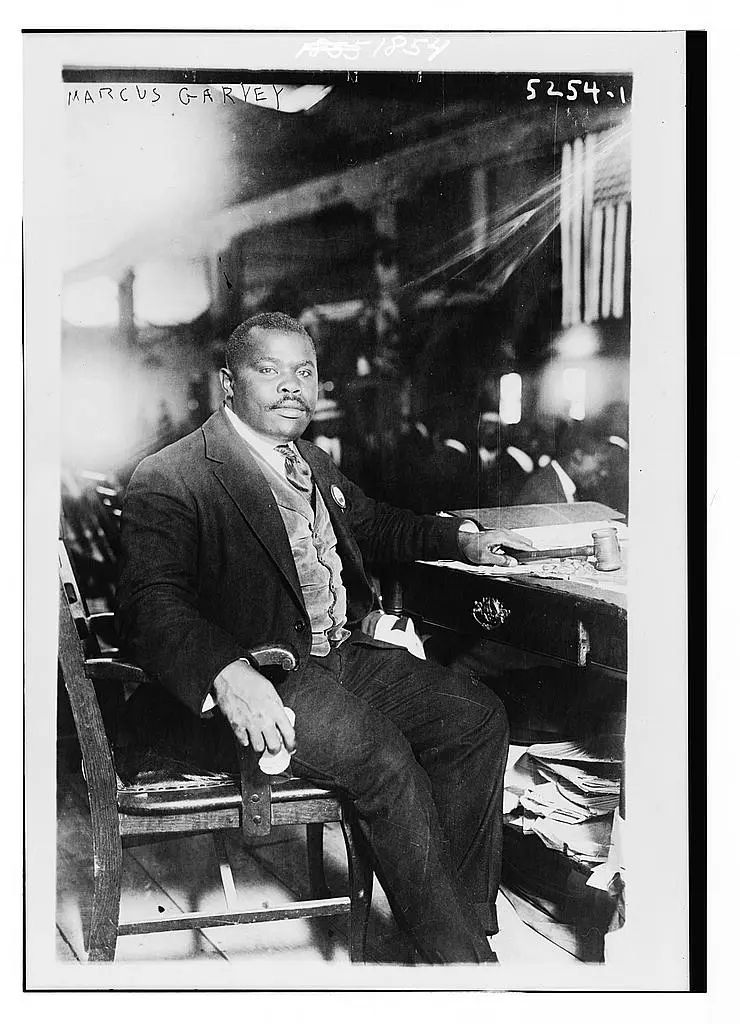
[556,423,603,461]
[226,312,314,370]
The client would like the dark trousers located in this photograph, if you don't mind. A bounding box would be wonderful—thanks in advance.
[277,632,509,964]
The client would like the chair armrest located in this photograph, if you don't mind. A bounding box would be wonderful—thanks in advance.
[85,658,148,686]
[85,644,297,692]
[87,612,115,626]
[245,643,299,672]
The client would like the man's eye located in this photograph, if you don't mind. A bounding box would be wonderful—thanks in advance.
[258,367,277,374]
[298,369,314,378]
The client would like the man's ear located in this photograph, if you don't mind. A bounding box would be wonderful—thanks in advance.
[220,367,234,401]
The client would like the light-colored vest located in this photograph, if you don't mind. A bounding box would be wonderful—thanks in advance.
[253,450,350,656]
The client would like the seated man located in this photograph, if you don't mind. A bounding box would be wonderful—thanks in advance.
[476,411,535,509]
[514,425,610,506]
[117,311,532,965]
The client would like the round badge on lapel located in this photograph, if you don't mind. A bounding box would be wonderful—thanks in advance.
[331,484,346,510]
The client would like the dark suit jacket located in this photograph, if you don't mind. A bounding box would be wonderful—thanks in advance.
[513,462,571,505]
[117,408,465,718]
[475,450,530,509]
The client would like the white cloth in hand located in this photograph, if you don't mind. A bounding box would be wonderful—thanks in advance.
[258,707,296,775]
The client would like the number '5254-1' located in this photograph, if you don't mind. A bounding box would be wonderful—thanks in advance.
[526,79,627,105]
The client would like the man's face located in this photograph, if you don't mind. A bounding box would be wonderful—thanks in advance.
[479,422,501,452]
[571,450,608,496]
[221,329,318,442]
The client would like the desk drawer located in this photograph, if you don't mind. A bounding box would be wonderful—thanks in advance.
[400,564,627,673]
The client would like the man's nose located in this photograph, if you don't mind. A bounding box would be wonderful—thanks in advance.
[279,376,302,394]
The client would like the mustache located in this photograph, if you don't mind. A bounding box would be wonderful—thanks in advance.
[270,399,309,412]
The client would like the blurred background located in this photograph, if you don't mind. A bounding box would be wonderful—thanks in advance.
[60,71,632,605]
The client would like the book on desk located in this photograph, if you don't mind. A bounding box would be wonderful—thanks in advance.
[453,501,626,531]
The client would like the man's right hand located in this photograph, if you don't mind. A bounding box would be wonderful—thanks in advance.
[212,659,297,755]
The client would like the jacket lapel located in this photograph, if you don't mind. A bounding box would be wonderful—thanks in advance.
[202,410,304,610]
[298,441,354,550]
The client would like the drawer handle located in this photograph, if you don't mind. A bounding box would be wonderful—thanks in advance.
[472,597,511,632]
[577,620,591,668]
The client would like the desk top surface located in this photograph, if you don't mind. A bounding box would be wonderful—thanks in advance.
[419,504,629,613]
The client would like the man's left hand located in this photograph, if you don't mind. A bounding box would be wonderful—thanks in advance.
[458,528,534,567]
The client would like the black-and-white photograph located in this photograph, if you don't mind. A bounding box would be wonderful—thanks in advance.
[23,29,691,992]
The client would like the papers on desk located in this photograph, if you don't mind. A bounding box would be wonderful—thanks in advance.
[417,555,627,594]
[504,740,622,865]
[418,558,535,576]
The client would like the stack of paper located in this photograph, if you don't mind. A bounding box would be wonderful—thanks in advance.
[519,775,619,822]
[525,814,614,865]
[504,739,622,864]
[526,739,622,766]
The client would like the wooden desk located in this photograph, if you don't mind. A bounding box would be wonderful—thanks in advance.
[398,555,627,676]
[396,509,629,949]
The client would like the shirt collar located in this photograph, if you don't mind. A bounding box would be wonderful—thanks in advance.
[223,404,295,474]
[506,445,534,475]
[314,435,342,463]
[550,459,577,502]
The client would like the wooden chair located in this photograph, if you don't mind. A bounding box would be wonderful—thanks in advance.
[57,540,373,963]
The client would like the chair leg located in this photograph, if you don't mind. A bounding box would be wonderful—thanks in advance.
[212,833,239,908]
[306,823,332,899]
[339,806,373,964]
[86,813,123,962]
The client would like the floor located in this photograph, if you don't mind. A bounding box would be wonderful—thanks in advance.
[56,757,579,968]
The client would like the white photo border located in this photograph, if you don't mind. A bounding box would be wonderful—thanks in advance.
[24,28,688,994]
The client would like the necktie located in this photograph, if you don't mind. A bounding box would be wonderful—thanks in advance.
[275,443,313,494]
